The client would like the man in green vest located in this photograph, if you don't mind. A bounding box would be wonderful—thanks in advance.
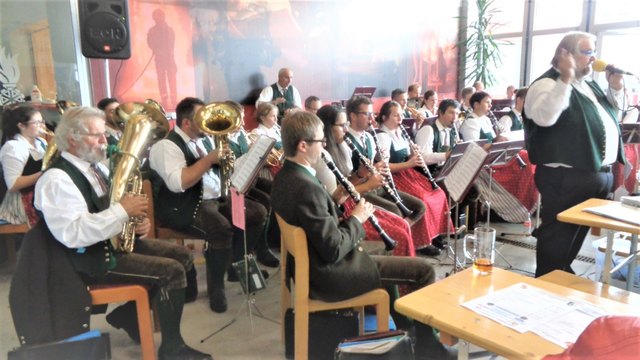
[523,31,625,278]
[414,99,460,175]
[256,67,302,120]
[34,106,211,359]
[498,88,527,132]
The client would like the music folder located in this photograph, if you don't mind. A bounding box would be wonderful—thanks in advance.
[436,140,488,182]
[442,141,488,203]
[352,86,376,98]
[484,140,524,166]
[231,135,276,194]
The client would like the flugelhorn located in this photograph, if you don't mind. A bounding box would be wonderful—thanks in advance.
[194,102,242,197]
[110,102,169,253]
[322,152,397,251]
[247,132,284,166]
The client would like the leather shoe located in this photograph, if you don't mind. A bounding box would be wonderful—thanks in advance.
[417,245,441,257]
[158,344,212,360]
[432,236,448,250]
[106,302,140,344]
[257,248,280,268]
[209,288,228,313]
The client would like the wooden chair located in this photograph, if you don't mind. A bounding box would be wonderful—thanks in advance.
[276,214,389,360]
[142,180,194,245]
[0,223,29,264]
[89,284,156,360]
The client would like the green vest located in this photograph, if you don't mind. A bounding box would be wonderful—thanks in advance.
[229,133,250,158]
[271,83,295,118]
[154,131,204,229]
[344,132,373,172]
[507,110,523,131]
[523,68,624,171]
[430,123,457,152]
[49,157,115,277]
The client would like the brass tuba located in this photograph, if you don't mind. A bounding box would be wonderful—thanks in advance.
[42,100,79,170]
[194,102,242,197]
[110,101,169,252]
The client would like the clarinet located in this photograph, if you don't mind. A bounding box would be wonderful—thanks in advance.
[487,110,527,169]
[322,153,397,251]
[398,125,440,190]
[368,124,403,199]
[343,137,415,219]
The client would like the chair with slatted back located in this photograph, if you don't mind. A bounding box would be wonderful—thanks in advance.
[276,214,389,360]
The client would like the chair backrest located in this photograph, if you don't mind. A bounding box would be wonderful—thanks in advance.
[276,213,310,300]
[141,180,157,239]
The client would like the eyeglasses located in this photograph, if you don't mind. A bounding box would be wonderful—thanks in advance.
[305,138,327,146]
[77,131,107,138]
[333,123,348,129]
[578,49,596,57]
[356,111,375,117]
[25,120,45,126]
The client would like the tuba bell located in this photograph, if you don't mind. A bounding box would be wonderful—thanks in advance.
[194,102,242,197]
[110,101,169,252]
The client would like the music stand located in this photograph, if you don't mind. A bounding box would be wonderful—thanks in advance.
[351,86,376,98]
[201,135,278,342]
[622,123,640,144]
[440,141,489,273]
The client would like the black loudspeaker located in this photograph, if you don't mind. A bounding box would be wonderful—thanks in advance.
[78,0,131,59]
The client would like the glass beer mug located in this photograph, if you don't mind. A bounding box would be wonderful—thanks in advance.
[463,227,496,275]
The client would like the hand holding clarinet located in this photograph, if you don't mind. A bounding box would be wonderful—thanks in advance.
[321,152,397,251]
[398,125,440,189]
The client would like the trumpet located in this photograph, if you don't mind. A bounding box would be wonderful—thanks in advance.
[405,107,427,128]
[247,132,284,166]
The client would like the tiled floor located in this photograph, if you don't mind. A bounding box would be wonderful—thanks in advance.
[0,221,628,359]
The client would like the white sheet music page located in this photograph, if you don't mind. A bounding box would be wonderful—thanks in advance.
[444,141,487,202]
[231,135,275,194]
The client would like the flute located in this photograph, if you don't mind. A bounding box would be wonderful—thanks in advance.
[398,125,440,190]
[322,153,397,251]
[343,137,414,218]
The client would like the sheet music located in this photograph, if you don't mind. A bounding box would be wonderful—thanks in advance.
[231,135,275,194]
[444,142,488,202]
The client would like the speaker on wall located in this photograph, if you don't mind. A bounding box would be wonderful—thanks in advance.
[78,0,131,59]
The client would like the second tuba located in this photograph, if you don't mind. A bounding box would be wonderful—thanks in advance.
[110,101,169,252]
[194,102,242,197]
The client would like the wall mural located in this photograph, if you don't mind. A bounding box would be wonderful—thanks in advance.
[0,46,25,105]
[92,0,460,111]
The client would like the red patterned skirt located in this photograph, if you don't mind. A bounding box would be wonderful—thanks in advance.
[394,168,452,247]
[342,199,415,257]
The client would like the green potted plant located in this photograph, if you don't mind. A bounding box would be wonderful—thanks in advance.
[457,0,510,88]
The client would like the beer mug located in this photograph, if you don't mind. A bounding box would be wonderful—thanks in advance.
[463,227,496,275]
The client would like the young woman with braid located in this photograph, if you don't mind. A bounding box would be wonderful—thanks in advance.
[375,100,452,255]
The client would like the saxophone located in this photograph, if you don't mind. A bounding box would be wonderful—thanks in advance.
[110,102,169,252]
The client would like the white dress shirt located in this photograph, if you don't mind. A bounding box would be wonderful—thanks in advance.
[459,112,495,141]
[524,74,623,166]
[414,120,449,165]
[498,109,522,133]
[0,134,46,189]
[255,84,302,109]
[34,151,128,249]
[149,126,221,200]
[251,124,282,142]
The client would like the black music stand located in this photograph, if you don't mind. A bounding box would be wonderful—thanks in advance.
[440,141,489,273]
[351,86,376,98]
[201,135,278,343]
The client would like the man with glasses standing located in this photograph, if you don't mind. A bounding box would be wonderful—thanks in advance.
[523,31,625,277]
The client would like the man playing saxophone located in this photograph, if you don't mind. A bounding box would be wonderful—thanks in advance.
[33,107,211,359]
